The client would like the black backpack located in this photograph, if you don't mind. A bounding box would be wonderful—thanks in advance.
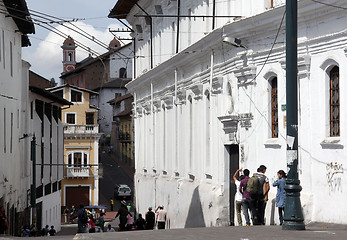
[80,209,88,224]
[257,173,267,197]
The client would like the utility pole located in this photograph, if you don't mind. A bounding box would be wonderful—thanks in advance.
[31,135,37,227]
[283,0,305,230]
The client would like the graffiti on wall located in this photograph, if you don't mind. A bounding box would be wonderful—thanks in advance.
[326,162,344,194]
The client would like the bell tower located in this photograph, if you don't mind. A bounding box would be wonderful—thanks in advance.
[61,36,77,73]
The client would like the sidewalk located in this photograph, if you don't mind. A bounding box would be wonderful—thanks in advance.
[63,222,347,240]
[2,222,347,239]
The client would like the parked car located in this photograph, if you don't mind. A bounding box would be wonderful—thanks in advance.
[114,184,131,199]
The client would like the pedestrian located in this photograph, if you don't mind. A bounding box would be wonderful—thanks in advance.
[115,200,128,231]
[41,225,49,236]
[70,205,75,223]
[29,224,37,237]
[273,170,287,225]
[49,225,56,236]
[155,205,167,229]
[88,215,96,233]
[239,169,255,226]
[135,213,146,230]
[255,165,270,225]
[64,207,69,223]
[126,212,134,231]
[233,168,245,226]
[106,224,115,232]
[110,198,114,211]
[74,204,88,233]
[21,225,30,237]
[0,206,8,234]
[145,207,155,230]
[98,212,105,231]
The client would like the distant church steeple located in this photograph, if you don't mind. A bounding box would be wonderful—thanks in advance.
[109,37,121,50]
[61,36,77,73]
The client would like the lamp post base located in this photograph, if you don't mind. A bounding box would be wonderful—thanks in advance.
[282,220,305,230]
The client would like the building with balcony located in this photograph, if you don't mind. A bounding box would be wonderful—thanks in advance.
[59,36,133,139]
[48,84,102,208]
[108,93,134,169]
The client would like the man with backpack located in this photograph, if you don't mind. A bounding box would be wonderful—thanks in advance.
[75,204,88,233]
[239,169,256,226]
[255,165,270,225]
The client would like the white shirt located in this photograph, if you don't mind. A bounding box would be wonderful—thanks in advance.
[157,209,167,222]
[235,180,243,202]
[106,227,115,232]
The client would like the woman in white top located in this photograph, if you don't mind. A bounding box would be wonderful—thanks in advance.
[233,168,245,226]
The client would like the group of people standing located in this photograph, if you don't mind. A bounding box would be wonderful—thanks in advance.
[143,206,167,230]
[234,165,287,226]
[115,202,167,231]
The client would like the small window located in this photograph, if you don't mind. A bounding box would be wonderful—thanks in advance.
[86,113,94,125]
[71,90,82,102]
[330,66,340,137]
[74,152,82,167]
[119,68,127,78]
[66,113,76,124]
[271,78,278,138]
[84,153,88,165]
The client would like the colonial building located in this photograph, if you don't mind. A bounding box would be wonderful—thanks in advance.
[108,93,134,168]
[48,85,102,208]
[109,0,347,228]
[59,36,132,140]
[0,0,35,235]
[28,85,71,233]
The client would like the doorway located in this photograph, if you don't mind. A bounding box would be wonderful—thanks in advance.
[226,144,239,226]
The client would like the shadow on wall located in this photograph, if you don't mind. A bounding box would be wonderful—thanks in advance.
[184,186,206,228]
[270,198,276,225]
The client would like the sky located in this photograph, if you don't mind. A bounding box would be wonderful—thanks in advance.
[22,0,130,82]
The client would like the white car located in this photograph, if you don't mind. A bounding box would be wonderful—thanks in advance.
[114,184,131,199]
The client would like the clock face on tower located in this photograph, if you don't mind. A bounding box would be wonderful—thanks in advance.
[65,65,75,72]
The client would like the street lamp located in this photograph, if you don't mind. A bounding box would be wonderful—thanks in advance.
[283,0,305,230]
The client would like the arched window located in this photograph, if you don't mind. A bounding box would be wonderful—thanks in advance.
[330,66,340,136]
[67,152,89,167]
[271,77,278,138]
[119,68,127,78]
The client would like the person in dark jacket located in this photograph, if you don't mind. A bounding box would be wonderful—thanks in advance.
[135,213,146,230]
[145,207,155,230]
[115,200,128,231]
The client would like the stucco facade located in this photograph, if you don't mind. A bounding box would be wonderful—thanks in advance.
[48,85,102,208]
[112,0,347,228]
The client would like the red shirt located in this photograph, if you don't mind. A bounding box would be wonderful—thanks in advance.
[89,219,95,228]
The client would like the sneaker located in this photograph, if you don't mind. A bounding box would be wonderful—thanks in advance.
[246,224,250,226]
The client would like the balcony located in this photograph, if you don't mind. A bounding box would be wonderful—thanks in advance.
[66,167,90,178]
[64,125,99,135]
[65,166,103,178]
[118,131,131,143]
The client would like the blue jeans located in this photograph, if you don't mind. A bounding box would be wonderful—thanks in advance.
[242,198,255,225]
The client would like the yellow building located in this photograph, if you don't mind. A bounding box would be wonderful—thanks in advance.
[108,93,134,169]
[48,84,102,208]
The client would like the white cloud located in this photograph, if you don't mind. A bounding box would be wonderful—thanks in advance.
[25,21,131,81]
